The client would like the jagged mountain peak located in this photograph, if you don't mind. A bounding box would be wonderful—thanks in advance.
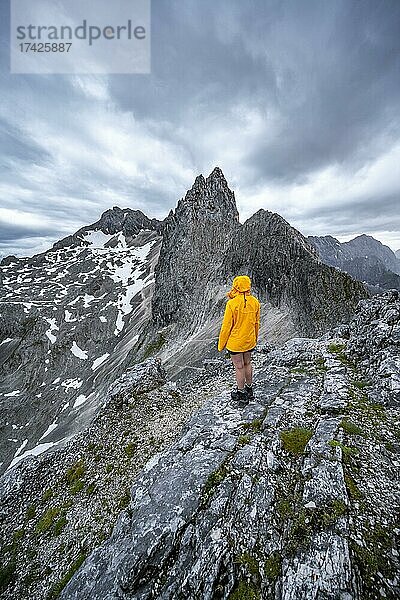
[351,233,375,241]
[346,233,383,247]
[342,234,398,262]
[172,168,239,222]
[248,208,289,223]
[190,166,228,187]
[188,166,232,195]
[205,165,228,184]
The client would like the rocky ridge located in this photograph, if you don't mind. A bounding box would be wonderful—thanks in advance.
[0,358,225,600]
[53,290,398,600]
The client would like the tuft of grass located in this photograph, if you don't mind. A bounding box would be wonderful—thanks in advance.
[328,440,359,456]
[143,334,166,359]
[352,379,370,389]
[53,514,67,536]
[46,553,86,600]
[276,498,292,520]
[70,480,84,495]
[35,507,61,535]
[118,489,131,509]
[238,434,251,446]
[202,465,228,505]
[280,428,313,456]
[344,473,363,501]
[242,419,263,433]
[86,482,96,495]
[65,460,84,485]
[234,553,259,576]
[286,499,348,555]
[351,524,396,590]
[124,442,136,458]
[25,504,36,521]
[42,488,54,503]
[228,580,260,600]
[0,560,16,594]
[315,357,328,372]
[328,342,346,353]
[264,551,282,581]
[340,420,364,436]
[13,528,24,541]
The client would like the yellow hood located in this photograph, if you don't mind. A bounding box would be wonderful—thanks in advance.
[227,275,251,299]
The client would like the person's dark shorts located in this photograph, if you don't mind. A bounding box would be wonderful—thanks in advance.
[229,347,255,356]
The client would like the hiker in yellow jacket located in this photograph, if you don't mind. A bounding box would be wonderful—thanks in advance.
[218,275,260,404]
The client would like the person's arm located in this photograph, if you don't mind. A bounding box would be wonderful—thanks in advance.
[255,302,260,341]
[218,303,234,351]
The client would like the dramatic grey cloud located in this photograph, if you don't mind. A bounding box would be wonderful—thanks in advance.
[1,0,400,259]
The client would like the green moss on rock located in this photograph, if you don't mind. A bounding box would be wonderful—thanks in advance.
[238,434,251,446]
[0,559,16,594]
[340,420,364,436]
[328,439,359,456]
[25,504,36,521]
[143,334,166,359]
[201,465,229,506]
[42,488,54,503]
[344,472,363,500]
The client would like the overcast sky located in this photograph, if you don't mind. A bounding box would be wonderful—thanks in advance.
[1,0,399,259]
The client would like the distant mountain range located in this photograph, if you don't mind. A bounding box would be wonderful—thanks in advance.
[308,234,400,292]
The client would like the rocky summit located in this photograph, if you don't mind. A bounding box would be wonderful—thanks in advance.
[1,168,397,600]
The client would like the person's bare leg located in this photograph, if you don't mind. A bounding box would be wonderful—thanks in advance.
[231,353,245,389]
[243,351,253,385]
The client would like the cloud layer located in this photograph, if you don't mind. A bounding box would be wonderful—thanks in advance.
[1,0,399,258]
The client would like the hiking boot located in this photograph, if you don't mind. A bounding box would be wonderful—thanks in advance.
[244,384,254,400]
[231,388,248,406]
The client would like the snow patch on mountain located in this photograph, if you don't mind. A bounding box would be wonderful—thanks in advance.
[70,341,88,360]
[91,353,110,371]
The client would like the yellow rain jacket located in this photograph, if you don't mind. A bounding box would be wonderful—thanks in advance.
[218,275,260,353]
